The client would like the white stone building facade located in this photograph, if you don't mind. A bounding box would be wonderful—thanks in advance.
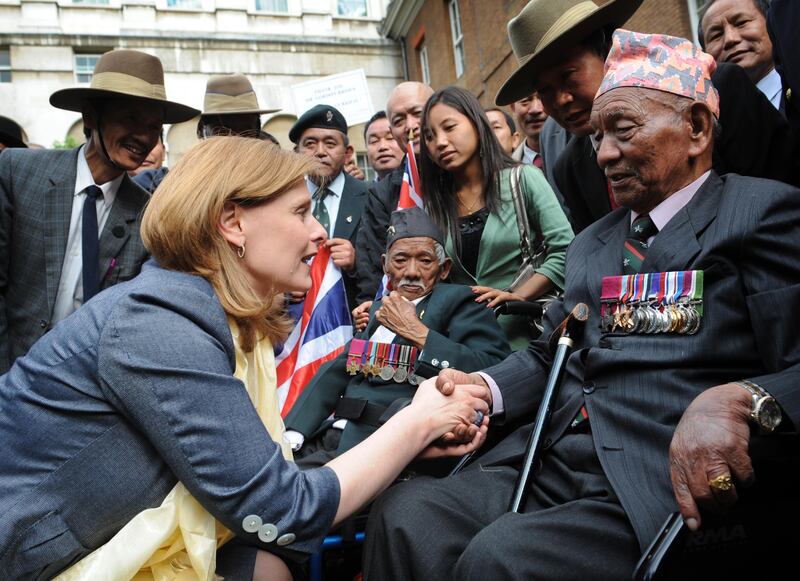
[0,0,403,167]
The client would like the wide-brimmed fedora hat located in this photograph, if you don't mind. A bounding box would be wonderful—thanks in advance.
[201,74,280,116]
[0,116,27,148]
[49,49,199,124]
[495,0,644,105]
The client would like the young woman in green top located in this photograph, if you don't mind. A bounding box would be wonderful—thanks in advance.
[420,86,574,350]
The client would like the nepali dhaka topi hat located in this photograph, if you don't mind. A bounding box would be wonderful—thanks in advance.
[50,49,199,124]
[596,29,720,117]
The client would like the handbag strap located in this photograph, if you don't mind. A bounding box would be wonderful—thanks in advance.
[509,165,546,265]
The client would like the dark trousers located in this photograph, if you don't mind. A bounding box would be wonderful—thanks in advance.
[363,430,640,580]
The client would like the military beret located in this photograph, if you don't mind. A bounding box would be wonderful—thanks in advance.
[289,104,348,143]
[386,207,445,252]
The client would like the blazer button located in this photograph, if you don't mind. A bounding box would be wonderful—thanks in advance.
[258,523,279,543]
[431,358,439,367]
[276,533,296,546]
[39,319,48,329]
[441,360,449,369]
[242,514,262,533]
[582,381,596,394]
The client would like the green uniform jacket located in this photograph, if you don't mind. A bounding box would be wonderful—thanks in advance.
[446,165,574,350]
[284,283,511,453]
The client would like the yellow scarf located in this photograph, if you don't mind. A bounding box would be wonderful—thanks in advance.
[56,320,292,581]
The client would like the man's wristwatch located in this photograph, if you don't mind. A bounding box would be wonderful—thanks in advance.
[736,380,782,433]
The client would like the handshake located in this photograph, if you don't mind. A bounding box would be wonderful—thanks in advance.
[406,368,494,459]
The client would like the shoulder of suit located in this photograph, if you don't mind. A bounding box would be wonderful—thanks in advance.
[430,282,476,305]
[367,165,403,202]
[119,173,151,203]
[343,172,370,195]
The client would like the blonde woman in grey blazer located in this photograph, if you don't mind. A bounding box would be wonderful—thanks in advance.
[0,137,488,580]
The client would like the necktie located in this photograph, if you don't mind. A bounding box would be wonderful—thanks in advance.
[82,185,103,301]
[622,214,658,274]
[313,187,332,236]
[532,155,544,170]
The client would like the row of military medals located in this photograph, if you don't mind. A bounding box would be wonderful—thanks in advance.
[345,339,421,385]
[600,270,704,335]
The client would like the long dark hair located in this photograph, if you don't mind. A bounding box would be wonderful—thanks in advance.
[420,86,517,249]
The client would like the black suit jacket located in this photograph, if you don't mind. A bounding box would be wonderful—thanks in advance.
[0,147,150,373]
[331,172,369,310]
[768,0,800,144]
[285,283,510,452]
[478,172,800,550]
[553,62,799,233]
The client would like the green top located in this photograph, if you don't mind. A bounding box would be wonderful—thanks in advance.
[446,165,574,349]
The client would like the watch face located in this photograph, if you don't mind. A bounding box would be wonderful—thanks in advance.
[756,397,782,432]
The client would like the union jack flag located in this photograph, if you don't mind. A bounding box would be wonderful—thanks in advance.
[275,245,353,416]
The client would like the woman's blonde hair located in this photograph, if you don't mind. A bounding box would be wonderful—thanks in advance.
[141,136,320,351]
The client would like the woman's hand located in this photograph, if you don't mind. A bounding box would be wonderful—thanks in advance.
[472,286,525,308]
[418,414,489,459]
[408,377,489,446]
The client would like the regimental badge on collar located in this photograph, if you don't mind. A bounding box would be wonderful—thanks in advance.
[600,270,704,334]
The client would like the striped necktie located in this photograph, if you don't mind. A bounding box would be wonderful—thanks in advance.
[622,214,658,274]
[313,187,331,236]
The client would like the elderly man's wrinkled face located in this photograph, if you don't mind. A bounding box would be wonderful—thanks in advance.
[383,237,450,301]
[591,88,698,214]
[701,0,773,84]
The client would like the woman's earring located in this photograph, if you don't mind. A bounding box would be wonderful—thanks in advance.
[237,241,246,258]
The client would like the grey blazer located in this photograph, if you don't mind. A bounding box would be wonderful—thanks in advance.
[0,261,340,579]
[479,172,800,551]
[0,147,150,373]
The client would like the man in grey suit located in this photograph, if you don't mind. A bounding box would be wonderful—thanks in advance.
[363,29,800,580]
[0,49,199,373]
[291,104,370,310]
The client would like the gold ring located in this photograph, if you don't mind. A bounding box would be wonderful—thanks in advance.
[708,474,733,492]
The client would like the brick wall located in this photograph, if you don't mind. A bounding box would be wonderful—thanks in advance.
[401,0,694,108]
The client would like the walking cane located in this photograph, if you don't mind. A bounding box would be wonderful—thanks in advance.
[508,302,590,513]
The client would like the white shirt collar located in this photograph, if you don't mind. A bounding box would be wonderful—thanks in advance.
[522,141,539,164]
[74,145,124,201]
[756,68,782,111]
[306,170,346,198]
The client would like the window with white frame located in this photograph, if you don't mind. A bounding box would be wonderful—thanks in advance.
[0,48,10,83]
[337,0,367,18]
[357,152,376,182]
[71,0,110,5]
[74,53,102,84]
[419,42,430,86]
[448,0,465,78]
[255,0,288,11]
[166,0,203,9]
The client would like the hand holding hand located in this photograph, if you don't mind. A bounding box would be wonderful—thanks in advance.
[435,368,492,442]
[409,377,489,452]
[669,383,754,530]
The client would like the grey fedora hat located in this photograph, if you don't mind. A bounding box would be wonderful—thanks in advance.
[495,0,643,106]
